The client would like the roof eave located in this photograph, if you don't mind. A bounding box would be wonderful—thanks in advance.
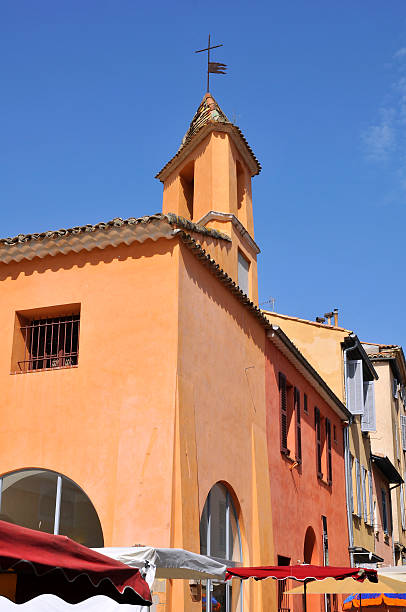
[155,122,261,182]
[267,325,350,420]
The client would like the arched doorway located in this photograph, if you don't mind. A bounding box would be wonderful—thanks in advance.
[0,468,103,547]
[200,482,243,612]
[303,526,318,564]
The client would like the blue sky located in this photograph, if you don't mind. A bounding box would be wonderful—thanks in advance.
[2,1,406,347]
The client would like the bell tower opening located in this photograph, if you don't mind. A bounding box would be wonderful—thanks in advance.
[236,159,245,212]
[179,161,194,220]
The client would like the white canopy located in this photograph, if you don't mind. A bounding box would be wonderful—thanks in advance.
[92,546,228,581]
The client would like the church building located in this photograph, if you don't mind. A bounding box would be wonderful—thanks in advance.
[0,93,350,612]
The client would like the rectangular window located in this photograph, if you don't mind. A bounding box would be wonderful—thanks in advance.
[279,373,288,454]
[315,407,322,478]
[361,381,376,432]
[237,250,250,296]
[401,415,406,451]
[368,470,374,526]
[346,359,364,415]
[382,489,388,534]
[393,377,399,399]
[349,454,354,514]
[16,313,80,373]
[361,466,368,523]
[303,393,308,414]
[294,388,302,463]
[322,515,329,566]
[326,419,332,484]
[355,458,361,517]
[401,484,406,532]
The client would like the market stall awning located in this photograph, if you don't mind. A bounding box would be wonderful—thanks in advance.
[343,593,406,609]
[0,521,151,606]
[93,546,227,581]
[287,575,406,595]
[225,565,378,582]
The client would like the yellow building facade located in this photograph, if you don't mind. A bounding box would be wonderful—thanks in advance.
[263,311,396,566]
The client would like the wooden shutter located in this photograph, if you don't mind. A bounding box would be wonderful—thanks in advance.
[401,484,406,531]
[349,455,354,514]
[401,416,406,451]
[361,381,376,432]
[355,458,361,517]
[393,377,399,399]
[368,470,374,525]
[279,372,288,453]
[326,418,332,484]
[295,388,302,463]
[347,360,364,415]
[361,466,368,523]
[315,407,322,477]
[382,489,388,534]
[395,425,400,461]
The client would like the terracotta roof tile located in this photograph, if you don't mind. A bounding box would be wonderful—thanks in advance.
[0,212,231,250]
[155,93,261,180]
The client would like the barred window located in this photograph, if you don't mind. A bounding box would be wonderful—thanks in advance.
[18,315,80,373]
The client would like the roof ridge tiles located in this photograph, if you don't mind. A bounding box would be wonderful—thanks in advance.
[0,212,231,249]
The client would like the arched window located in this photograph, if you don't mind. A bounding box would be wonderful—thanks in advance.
[0,469,103,547]
[200,483,243,612]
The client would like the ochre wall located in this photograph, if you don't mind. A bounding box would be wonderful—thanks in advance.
[174,243,276,611]
[0,238,180,547]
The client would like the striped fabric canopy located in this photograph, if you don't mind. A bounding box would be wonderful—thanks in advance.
[344,593,406,608]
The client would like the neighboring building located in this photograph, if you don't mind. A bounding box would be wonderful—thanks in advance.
[0,93,351,612]
[266,325,350,612]
[363,343,406,565]
[262,311,390,569]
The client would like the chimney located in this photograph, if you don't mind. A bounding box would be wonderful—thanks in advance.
[324,312,333,326]
[316,317,326,324]
[333,308,338,327]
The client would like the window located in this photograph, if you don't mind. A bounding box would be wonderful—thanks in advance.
[279,373,301,462]
[294,388,302,464]
[0,469,103,547]
[393,377,399,399]
[361,381,376,432]
[361,466,368,523]
[346,360,364,415]
[303,393,308,414]
[326,419,332,484]
[401,416,406,451]
[200,483,243,612]
[349,455,354,514]
[382,489,388,535]
[237,250,250,296]
[401,484,406,531]
[315,407,322,478]
[277,555,290,612]
[355,459,362,518]
[14,309,80,373]
[368,470,374,526]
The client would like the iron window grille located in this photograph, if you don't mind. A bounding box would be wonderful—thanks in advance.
[18,315,80,373]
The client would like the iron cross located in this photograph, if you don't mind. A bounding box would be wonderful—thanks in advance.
[195,34,227,92]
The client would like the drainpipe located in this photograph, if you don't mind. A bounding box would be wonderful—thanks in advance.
[343,344,355,567]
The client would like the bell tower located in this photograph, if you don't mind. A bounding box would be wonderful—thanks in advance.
[156,93,261,303]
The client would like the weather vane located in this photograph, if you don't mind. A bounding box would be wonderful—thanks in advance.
[195,34,227,93]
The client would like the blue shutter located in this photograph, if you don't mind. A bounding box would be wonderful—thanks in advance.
[355,459,361,517]
[347,360,364,415]
[361,381,376,432]
[368,470,374,526]
[401,416,406,451]
[361,466,368,523]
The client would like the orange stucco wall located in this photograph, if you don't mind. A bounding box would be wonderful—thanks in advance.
[0,238,180,547]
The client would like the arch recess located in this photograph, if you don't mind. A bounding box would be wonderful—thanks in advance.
[199,482,243,612]
[0,468,103,547]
